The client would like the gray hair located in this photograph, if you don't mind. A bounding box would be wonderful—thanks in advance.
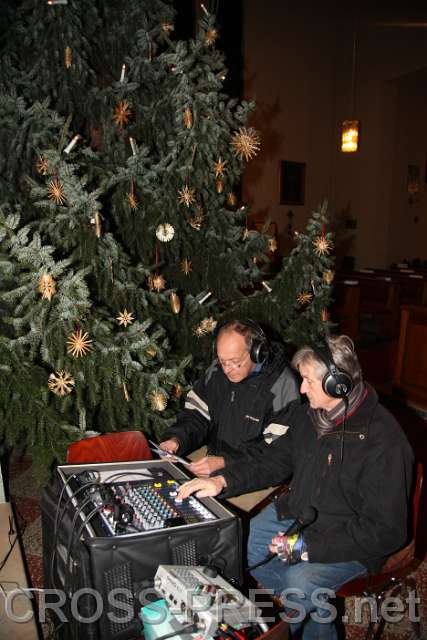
[291,335,363,384]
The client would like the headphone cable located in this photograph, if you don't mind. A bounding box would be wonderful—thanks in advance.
[340,396,349,462]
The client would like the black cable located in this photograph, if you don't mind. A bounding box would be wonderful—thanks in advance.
[340,397,349,462]
[0,532,18,571]
[151,623,200,640]
[49,473,101,589]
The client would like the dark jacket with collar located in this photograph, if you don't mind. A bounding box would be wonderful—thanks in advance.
[162,342,299,461]
[221,385,414,573]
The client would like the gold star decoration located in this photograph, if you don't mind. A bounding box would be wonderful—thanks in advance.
[150,390,168,412]
[205,27,219,46]
[180,258,192,275]
[323,270,335,285]
[156,223,175,242]
[127,191,138,210]
[183,107,193,129]
[297,291,313,306]
[268,237,278,253]
[47,178,66,205]
[231,127,261,162]
[192,317,217,338]
[313,236,333,257]
[178,185,196,208]
[161,22,174,34]
[117,309,135,327]
[48,370,75,397]
[66,329,93,358]
[113,100,132,127]
[36,155,49,175]
[214,158,227,178]
[149,274,166,292]
[64,46,72,68]
[38,273,56,301]
[227,192,237,207]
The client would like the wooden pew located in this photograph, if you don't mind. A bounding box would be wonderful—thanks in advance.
[394,305,427,410]
[330,280,360,341]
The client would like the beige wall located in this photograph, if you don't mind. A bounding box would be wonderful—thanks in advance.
[241,2,427,268]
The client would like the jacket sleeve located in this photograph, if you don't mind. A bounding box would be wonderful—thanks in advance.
[305,439,415,567]
[219,408,296,497]
[161,373,214,455]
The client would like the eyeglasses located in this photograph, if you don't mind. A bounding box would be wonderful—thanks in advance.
[219,351,250,371]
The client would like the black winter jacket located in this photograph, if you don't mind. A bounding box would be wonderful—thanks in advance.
[221,386,414,573]
[162,342,299,461]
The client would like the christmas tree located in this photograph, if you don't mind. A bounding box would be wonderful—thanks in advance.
[0,0,334,476]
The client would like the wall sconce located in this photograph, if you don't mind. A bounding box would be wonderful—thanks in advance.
[341,120,359,152]
[341,20,359,153]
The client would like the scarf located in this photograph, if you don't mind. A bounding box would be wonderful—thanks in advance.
[309,382,367,438]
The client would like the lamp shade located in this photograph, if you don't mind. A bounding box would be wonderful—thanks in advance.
[341,120,359,153]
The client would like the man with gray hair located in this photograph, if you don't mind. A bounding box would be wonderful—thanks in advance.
[160,319,299,477]
[178,334,414,640]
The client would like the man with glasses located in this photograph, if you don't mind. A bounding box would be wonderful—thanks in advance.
[159,320,299,477]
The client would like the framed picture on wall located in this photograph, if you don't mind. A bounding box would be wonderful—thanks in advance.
[280,160,306,205]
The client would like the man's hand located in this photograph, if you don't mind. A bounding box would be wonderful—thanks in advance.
[269,532,308,564]
[188,455,225,478]
[177,476,226,500]
[159,437,180,454]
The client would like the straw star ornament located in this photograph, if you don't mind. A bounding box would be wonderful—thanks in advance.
[178,185,196,208]
[48,370,75,396]
[48,178,66,205]
[113,100,132,127]
[117,309,134,327]
[67,329,93,357]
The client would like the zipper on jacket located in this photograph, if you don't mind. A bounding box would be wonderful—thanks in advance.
[231,390,235,402]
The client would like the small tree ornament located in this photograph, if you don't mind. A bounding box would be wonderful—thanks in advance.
[156,223,175,242]
[205,27,219,46]
[64,46,72,68]
[48,178,66,205]
[297,291,313,307]
[231,127,261,162]
[227,192,237,208]
[113,100,132,127]
[178,185,196,208]
[183,107,193,129]
[48,370,75,396]
[67,328,93,357]
[170,292,181,314]
[36,156,49,175]
[180,258,192,275]
[150,391,167,411]
[149,274,166,292]
[313,236,333,257]
[38,273,56,301]
[117,309,134,327]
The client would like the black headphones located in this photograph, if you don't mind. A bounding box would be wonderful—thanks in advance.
[313,340,354,399]
[215,319,270,365]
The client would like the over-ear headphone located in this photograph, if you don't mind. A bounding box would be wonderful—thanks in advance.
[215,319,270,365]
[313,340,354,399]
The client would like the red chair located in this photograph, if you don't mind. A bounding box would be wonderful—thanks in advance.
[336,462,423,640]
[67,431,153,464]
